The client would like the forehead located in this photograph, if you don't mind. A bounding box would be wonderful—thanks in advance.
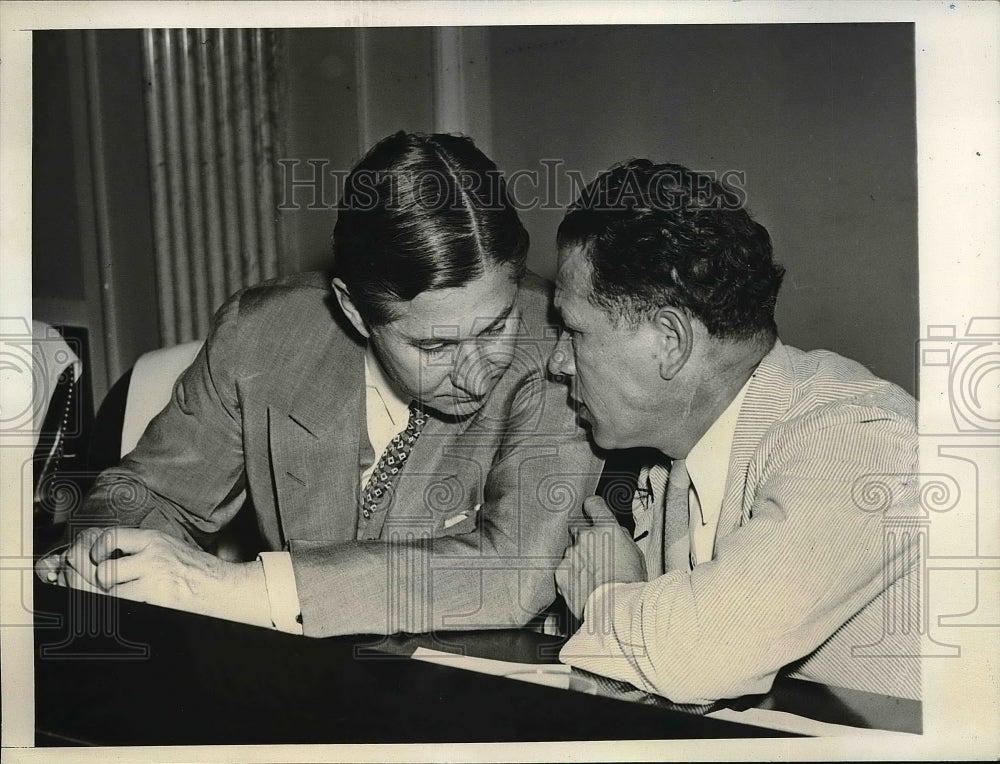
[387,265,518,338]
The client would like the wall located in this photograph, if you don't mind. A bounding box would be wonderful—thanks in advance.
[33,24,918,404]
[278,28,360,275]
[279,27,437,274]
[33,32,85,304]
[86,30,161,387]
[488,24,918,394]
[32,30,160,406]
[33,27,441,399]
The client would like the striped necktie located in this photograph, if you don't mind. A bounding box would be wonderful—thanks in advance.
[360,403,428,521]
[643,458,694,577]
[662,459,693,573]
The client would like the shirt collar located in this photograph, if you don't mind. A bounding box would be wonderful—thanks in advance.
[685,376,752,527]
[364,344,410,429]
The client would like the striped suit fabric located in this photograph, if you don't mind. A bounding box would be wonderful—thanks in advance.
[560,340,921,704]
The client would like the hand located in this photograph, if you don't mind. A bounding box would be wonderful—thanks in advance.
[556,496,646,619]
[35,527,108,593]
[61,528,272,628]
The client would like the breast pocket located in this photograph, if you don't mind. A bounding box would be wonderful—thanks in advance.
[382,452,486,539]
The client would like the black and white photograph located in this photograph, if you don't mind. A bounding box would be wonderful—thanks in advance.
[1,2,998,761]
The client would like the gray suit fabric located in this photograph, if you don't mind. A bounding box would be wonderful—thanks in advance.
[80,271,602,636]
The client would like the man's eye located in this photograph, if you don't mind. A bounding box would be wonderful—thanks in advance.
[421,344,450,356]
[481,321,509,339]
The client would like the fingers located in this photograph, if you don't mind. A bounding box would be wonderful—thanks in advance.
[89,528,171,590]
[568,496,616,546]
[89,528,118,566]
[94,554,143,591]
[63,563,104,594]
[89,527,154,565]
[59,527,156,593]
[35,551,64,585]
[64,528,105,588]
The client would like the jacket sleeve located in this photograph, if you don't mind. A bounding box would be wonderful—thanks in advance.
[559,408,918,704]
[287,370,604,637]
[73,295,248,549]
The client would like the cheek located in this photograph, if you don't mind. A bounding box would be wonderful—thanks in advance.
[575,345,615,386]
[578,348,637,404]
[377,349,422,394]
[415,352,456,393]
[462,341,516,383]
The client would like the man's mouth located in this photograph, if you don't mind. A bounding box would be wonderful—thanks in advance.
[449,393,485,406]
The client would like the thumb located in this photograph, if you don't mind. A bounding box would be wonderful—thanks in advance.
[581,495,617,526]
[35,551,63,584]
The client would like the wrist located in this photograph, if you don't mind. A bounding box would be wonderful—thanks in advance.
[203,559,272,629]
[234,560,272,628]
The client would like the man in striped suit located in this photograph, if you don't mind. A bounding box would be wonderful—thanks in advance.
[548,160,919,704]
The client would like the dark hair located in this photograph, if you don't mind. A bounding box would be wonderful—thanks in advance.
[333,132,529,325]
[557,159,784,342]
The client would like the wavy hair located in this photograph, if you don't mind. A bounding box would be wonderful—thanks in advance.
[333,132,528,325]
[557,159,784,342]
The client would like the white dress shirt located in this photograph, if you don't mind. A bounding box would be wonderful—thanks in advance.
[559,378,752,702]
[631,378,750,570]
[684,377,750,566]
[564,377,754,702]
[258,345,409,633]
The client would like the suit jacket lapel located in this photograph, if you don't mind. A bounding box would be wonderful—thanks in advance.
[717,340,793,538]
[364,405,478,538]
[268,335,366,545]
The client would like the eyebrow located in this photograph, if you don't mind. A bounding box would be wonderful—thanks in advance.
[412,303,515,346]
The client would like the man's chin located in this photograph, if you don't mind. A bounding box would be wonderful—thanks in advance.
[583,418,618,451]
[590,428,616,451]
[423,397,485,421]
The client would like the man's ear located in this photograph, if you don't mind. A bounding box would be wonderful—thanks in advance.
[653,306,692,380]
[331,278,370,339]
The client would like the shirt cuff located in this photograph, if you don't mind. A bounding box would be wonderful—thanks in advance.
[258,551,304,635]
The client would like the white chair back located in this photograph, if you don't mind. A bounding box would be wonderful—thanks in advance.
[121,341,203,457]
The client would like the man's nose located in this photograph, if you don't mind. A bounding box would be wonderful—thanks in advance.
[547,331,576,379]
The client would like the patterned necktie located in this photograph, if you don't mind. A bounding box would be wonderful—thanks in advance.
[360,403,428,520]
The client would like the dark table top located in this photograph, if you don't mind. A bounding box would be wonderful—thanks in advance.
[32,580,918,747]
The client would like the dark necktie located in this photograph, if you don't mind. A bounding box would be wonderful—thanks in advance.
[360,403,428,520]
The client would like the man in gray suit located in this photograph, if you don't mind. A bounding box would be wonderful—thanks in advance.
[44,132,602,637]
[549,160,919,703]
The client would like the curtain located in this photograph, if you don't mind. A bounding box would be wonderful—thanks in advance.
[142,29,281,345]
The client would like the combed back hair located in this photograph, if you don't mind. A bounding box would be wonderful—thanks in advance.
[557,159,785,342]
[333,131,529,326]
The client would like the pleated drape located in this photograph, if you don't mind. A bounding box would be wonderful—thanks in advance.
[142,29,280,345]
